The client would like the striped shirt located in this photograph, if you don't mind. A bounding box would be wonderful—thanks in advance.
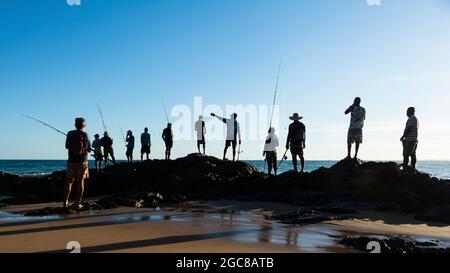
[405,116,419,141]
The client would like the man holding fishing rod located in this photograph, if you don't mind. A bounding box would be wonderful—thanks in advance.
[211,113,242,161]
[64,117,92,209]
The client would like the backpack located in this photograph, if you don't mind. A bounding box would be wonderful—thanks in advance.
[71,131,88,156]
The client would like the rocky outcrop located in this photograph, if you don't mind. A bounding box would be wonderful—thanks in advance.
[1,155,450,222]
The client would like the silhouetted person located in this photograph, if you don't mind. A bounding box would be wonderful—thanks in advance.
[126,130,135,163]
[92,134,103,172]
[345,97,366,159]
[401,107,419,172]
[101,132,116,166]
[263,127,279,176]
[286,113,306,173]
[64,117,92,209]
[195,115,206,155]
[141,127,151,162]
[211,113,242,161]
[162,123,173,160]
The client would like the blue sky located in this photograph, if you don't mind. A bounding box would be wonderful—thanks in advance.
[1,0,450,160]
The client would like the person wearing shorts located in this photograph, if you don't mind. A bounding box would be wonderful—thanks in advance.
[345,97,366,159]
[162,123,173,160]
[211,113,242,161]
[195,116,206,155]
[401,107,419,171]
[286,113,306,173]
[140,127,152,162]
[91,134,103,172]
[263,127,279,176]
[64,117,91,209]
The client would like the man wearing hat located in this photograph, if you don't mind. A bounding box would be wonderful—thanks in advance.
[286,113,306,173]
[126,130,135,163]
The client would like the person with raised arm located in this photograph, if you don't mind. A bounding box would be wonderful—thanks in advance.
[211,113,241,161]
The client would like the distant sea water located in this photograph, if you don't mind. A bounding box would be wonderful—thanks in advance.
[0,160,449,180]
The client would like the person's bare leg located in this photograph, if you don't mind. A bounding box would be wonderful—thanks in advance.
[347,144,352,158]
[141,153,144,162]
[147,153,149,160]
[203,144,206,155]
[300,155,305,173]
[63,178,74,207]
[292,154,298,173]
[76,178,85,205]
[232,146,236,161]
[354,143,360,158]
[411,155,417,171]
[267,158,272,175]
[223,146,228,160]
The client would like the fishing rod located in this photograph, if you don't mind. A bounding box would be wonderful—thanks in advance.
[22,115,67,136]
[119,125,127,146]
[263,61,282,171]
[97,103,108,132]
[278,149,289,169]
[161,101,170,123]
[269,60,282,129]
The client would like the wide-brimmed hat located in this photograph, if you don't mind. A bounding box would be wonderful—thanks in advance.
[289,113,303,121]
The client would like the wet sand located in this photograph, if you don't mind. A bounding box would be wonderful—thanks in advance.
[0,200,449,253]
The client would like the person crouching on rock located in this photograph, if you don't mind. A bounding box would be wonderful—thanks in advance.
[286,113,306,173]
[162,123,173,160]
[64,117,92,209]
[263,127,279,176]
[92,134,103,172]
[400,107,419,172]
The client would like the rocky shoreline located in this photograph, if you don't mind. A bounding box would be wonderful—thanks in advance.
[1,154,450,224]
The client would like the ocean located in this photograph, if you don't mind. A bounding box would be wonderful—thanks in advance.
[0,160,449,180]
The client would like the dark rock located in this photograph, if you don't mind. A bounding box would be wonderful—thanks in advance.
[2,155,450,224]
[268,209,351,225]
[415,206,450,224]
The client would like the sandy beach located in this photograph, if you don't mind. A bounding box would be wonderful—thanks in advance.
[1,200,449,253]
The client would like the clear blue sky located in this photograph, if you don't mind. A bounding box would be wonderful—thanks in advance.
[1,0,449,160]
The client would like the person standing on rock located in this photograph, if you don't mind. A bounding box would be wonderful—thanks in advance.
[162,123,173,160]
[211,113,242,161]
[195,115,206,155]
[141,127,151,162]
[286,113,306,173]
[101,132,116,166]
[126,130,135,163]
[400,107,419,172]
[92,134,103,172]
[345,97,366,159]
[63,117,92,209]
[263,127,279,176]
